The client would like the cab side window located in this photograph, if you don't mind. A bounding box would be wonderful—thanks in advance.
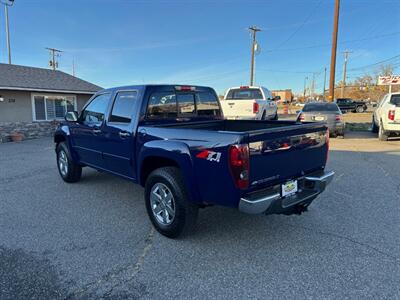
[81,93,111,125]
[378,95,388,107]
[109,91,138,123]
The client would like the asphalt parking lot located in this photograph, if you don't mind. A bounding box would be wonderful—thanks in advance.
[1,133,399,299]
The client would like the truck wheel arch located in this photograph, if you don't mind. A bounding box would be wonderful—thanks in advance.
[138,141,201,204]
[54,134,66,145]
[140,156,179,186]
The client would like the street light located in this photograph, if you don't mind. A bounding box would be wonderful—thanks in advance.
[1,0,15,64]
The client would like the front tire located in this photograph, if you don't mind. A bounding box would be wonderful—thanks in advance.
[145,167,198,238]
[356,106,364,113]
[56,142,82,182]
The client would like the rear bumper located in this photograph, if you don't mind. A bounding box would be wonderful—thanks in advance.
[238,170,334,214]
[226,116,257,120]
[384,122,400,133]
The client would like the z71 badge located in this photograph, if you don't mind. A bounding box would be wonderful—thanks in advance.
[196,150,221,163]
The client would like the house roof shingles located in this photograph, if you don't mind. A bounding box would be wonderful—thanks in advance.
[0,63,102,94]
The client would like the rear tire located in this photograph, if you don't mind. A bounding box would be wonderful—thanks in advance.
[56,142,82,183]
[145,167,198,238]
[378,121,389,141]
[356,106,364,113]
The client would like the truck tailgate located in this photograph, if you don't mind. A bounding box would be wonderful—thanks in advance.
[246,123,328,189]
[394,107,400,122]
[221,99,256,118]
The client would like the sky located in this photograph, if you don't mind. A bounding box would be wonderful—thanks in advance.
[1,0,399,95]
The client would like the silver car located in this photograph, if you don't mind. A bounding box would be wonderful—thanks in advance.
[297,102,345,137]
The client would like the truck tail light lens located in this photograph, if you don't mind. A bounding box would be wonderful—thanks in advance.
[388,110,395,121]
[240,86,249,89]
[299,113,305,121]
[229,144,249,189]
[253,102,259,114]
[335,114,342,122]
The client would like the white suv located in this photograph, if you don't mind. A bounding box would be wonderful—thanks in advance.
[372,92,400,141]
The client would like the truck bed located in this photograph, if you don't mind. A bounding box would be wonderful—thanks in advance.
[152,119,303,132]
[142,119,329,207]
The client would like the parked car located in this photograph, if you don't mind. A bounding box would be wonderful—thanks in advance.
[372,92,400,141]
[335,98,367,113]
[54,84,334,238]
[297,102,345,137]
[220,86,278,120]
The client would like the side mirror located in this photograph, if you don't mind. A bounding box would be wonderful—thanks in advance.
[65,111,78,122]
[296,110,301,114]
[274,96,281,101]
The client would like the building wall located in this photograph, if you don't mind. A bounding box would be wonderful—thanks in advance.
[0,90,94,142]
[272,89,293,102]
[77,94,92,111]
[0,90,92,122]
[0,90,32,122]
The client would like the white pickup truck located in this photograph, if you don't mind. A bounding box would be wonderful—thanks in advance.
[372,92,400,141]
[220,86,278,120]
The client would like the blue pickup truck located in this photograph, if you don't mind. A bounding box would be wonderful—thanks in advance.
[54,84,334,238]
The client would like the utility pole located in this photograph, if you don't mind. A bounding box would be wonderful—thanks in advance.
[310,73,316,99]
[303,76,308,100]
[46,47,62,70]
[328,0,340,102]
[249,26,261,86]
[1,0,15,64]
[323,67,327,100]
[340,50,352,98]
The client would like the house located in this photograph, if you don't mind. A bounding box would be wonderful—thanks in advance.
[0,63,102,142]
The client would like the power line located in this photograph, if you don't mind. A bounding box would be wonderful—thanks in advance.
[257,68,316,74]
[263,31,400,53]
[347,54,400,72]
[271,0,322,51]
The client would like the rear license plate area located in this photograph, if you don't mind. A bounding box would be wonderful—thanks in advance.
[281,180,298,197]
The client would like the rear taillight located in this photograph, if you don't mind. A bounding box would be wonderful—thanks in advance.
[229,144,249,189]
[253,102,259,114]
[388,110,395,121]
[299,113,305,121]
[335,114,342,122]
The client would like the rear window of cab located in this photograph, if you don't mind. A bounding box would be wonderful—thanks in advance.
[147,91,221,119]
[225,88,263,100]
[390,94,400,106]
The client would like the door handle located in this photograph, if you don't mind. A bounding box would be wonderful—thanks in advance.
[139,129,147,136]
[93,129,102,134]
[119,131,131,138]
